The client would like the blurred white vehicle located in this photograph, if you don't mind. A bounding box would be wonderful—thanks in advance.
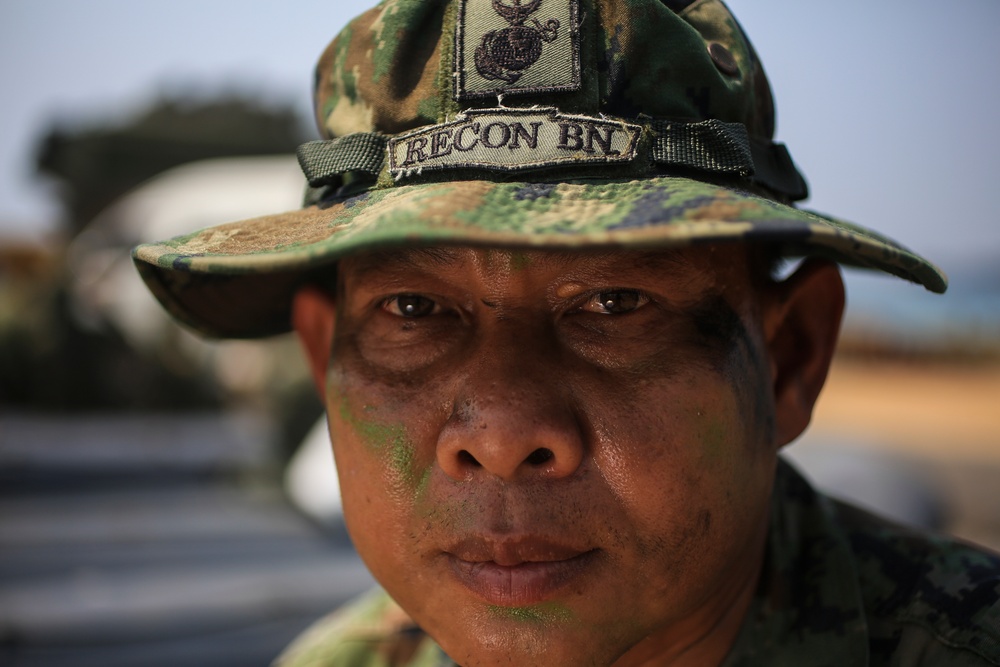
[64,155,346,522]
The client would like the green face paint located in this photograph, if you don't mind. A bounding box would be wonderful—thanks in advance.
[509,251,533,272]
[335,392,426,490]
[416,495,478,534]
[699,414,729,462]
[486,602,575,624]
[479,249,532,273]
[414,466,432,499]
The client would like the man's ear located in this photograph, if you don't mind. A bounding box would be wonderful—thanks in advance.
[763,258,845,447]
[291,285,338,398]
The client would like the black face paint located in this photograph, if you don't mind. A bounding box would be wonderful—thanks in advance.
[687,295,774,443]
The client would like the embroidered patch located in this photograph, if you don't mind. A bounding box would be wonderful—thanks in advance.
[388,108,642,179]
[455,0,581,100]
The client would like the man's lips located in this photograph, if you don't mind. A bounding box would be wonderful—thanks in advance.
[445,536,598,607]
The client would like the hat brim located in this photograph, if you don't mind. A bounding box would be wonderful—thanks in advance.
[133,175,947,338]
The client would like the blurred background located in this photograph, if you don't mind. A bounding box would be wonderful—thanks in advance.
[1,1,998,665]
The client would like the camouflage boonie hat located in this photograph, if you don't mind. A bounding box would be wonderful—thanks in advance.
[133,0,947,338]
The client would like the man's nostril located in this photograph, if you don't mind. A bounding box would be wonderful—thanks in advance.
[525,448,554,466]
[458,450,481,467]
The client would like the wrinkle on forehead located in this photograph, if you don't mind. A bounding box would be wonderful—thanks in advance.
[341,246,700,279]
[341,247,464,279]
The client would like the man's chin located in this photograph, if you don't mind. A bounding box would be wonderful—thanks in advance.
[437,622,621,667]
[412,595,642,667]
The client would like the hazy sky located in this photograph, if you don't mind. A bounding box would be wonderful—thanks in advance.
[2,0,998,271]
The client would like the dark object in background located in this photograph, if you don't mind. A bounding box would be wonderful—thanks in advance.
[2,95,314,413]
[36,96,310,237]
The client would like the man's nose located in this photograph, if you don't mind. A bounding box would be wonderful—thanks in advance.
[435,335,585,482]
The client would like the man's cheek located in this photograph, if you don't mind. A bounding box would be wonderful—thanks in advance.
[591,377,751,515]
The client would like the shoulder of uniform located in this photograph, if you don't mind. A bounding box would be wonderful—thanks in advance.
[835,500,1000,665]
[273,588,448,667]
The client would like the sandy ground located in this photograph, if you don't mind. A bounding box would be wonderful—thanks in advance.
[811,359,1000,461]
[803,357,1000,551]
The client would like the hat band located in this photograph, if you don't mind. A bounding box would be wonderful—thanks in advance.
[297,108,807,201]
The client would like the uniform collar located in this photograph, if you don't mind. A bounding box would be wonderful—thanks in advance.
[721,458,870,667]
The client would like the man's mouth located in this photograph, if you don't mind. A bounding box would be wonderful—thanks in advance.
[445,536,598,607]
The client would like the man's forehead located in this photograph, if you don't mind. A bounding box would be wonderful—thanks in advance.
[337,246,742,281]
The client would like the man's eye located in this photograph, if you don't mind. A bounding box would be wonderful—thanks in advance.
[582,290,649,315]
[381,294,439,318]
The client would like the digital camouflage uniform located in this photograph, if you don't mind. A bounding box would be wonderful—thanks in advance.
[131,0,999,665]
[273,461,1000,667]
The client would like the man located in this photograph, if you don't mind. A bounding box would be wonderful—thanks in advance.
[133,1,999,664]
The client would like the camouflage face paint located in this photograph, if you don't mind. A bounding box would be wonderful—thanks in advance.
[416,494,481,535]
[486,601,575,624]
[697,412,730,463]
[334,391,427,490]
[687,293,774,443]
[509,251,533,272]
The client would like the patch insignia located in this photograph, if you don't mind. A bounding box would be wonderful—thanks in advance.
[455,0,581,100]
[387,107,642,179]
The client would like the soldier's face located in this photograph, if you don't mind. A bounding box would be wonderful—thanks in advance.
[299,246,839,666]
